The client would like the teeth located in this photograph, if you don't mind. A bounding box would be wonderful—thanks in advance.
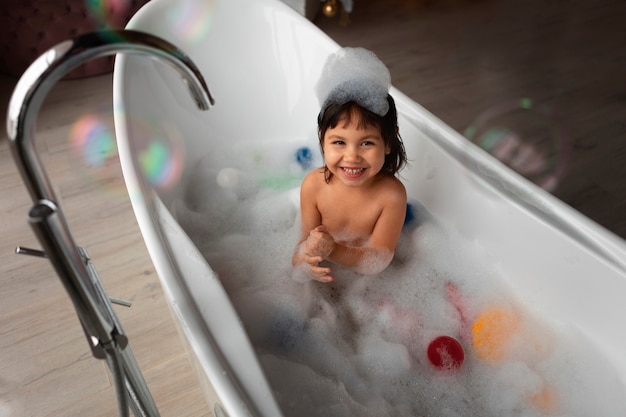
[343,168,364,175]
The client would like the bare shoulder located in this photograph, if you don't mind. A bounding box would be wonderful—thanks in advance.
[300,168,327,204]
[377,175,407,204]
[301,167,326,191]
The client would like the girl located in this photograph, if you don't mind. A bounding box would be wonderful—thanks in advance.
[293,47,408,282]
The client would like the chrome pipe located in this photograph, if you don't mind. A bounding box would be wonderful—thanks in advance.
[7,30,214,204]
[7,30,213,417]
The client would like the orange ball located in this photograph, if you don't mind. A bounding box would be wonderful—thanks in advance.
[530,384,560,415]
[471,306,521,362]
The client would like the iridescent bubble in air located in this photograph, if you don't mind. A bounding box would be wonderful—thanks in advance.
[166,0,217,43]
[136,123,185,190]
[69,112,126,194]
[464,98,571,192]
[84,0,131,28]
[71,114,117,166]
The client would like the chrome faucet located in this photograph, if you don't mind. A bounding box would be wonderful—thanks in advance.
[6,30,214,417]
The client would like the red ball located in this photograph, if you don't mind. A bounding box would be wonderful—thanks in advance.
[427,335,465,370]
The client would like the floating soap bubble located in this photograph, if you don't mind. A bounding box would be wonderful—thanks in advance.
[85,0,217,43]
[83,0,136,42]
[464,98,571,192]
[69,112,127,195]
[135,121,185,190]
[71,113,116,166]
[165,0,217,43]
[70,111,184,194]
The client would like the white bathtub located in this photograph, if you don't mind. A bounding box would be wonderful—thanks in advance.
[113,0,626,415]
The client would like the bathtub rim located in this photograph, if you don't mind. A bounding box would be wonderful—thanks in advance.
[112,0,626,413]
[112,89,284,417]
[391,86,626,275]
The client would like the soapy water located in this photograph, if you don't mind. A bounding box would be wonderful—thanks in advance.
[172,140,625,417]
[464,98,571,192]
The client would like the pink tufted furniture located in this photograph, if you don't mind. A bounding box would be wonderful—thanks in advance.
[0,0,149,79]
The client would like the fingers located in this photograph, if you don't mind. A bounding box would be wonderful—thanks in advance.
[302,254,334,283]
[295,226,334,283]
[306,226,335,258]
[310,225,331,239]
[310,265,333,283]
[313,275,334,283]
[303,254,323,265]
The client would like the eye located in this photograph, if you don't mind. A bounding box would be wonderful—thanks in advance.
[361,139,382,147]
[331,140,345,146]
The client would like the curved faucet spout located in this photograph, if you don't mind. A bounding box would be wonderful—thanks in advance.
[7,29,214,204]
[6,30,214,417]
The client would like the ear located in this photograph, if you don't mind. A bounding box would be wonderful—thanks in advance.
[385,144,391,155]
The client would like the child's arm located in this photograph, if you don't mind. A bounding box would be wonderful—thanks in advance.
[327,180,406,275]
[292,170,335,282]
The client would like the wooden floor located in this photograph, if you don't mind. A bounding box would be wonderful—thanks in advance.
[0,0,624,415]
[316,0,626,238]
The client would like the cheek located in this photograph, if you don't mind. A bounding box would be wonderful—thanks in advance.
[375,150,389,167]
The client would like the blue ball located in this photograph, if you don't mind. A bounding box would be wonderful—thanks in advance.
[404,203,416,226]
[295,146,313,169]
[270,315,307,352]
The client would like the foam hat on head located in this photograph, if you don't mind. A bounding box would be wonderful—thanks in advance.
[315,47,391,117]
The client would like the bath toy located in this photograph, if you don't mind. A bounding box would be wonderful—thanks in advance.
[427,335,464,370]
[471,304,555,363]
[295,146,313,169]
[471,306,521,362]
[270,314,308,353]
[530,384,560,415]
[260,174,305,190]
[472,305,561,413]
[217,167,242,188]
[403,202,416,227]
[445,282,471,340]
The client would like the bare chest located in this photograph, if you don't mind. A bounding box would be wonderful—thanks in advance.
[316,189,384,244]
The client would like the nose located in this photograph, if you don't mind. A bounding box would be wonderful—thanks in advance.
[343,144,362,163]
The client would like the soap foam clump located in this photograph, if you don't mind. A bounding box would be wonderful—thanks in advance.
[173,140,626,417]
[315,47,391,116]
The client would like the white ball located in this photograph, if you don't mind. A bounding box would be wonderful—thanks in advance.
[216,167,241,188]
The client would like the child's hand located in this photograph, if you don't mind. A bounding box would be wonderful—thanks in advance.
[295,226,335,283]
[295,254,333,283]
[304,225,335,259]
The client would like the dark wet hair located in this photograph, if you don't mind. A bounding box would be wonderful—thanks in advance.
[317,94,407,183]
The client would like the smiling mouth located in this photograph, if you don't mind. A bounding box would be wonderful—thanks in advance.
[341,167,365,177]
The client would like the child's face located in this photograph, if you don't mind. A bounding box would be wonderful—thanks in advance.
[322,115,390,187]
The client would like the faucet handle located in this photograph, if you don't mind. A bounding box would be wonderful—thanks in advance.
[15,245,47,258]
[16,245,132,308]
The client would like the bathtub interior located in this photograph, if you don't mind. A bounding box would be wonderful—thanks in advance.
[114,0,626,414]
